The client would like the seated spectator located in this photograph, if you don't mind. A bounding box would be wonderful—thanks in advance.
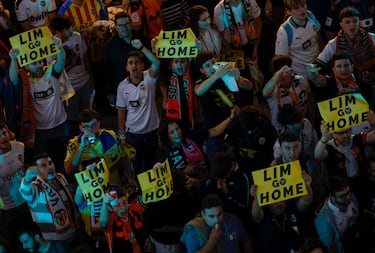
[263,55,309,133]
[180,194,253,253]
[314,176,359,253]
[17,223,71,253]
[189,4,222,56]
[99,184,151,253]
[250,170,313,253]
[19,153,79,244]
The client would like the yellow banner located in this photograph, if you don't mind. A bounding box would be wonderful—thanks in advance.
[252,160,307,206]
[9,26,59,67]
[137,159,173,203]
[75,158,110,205]
[218,50,245,70]
[317,93,369,133]
[155,28,198,58]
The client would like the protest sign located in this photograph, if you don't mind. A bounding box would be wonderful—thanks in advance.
[137,159,173,203]
[9,26,59,67]
[317,93,368,133]
[75,158,110,205]
[252,160,307,206]
[155,28,198,58]
[218,50,245,70]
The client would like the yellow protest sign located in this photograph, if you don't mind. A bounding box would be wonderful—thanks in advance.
[317,93,368,133]
[9,26,59,67]
[155,28,198,58]
[137,159,173,203]
[75,158,110,205]
[252,160,307,206]
[218,50,245,70]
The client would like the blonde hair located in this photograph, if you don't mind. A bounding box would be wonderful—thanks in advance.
[283,0,307,10]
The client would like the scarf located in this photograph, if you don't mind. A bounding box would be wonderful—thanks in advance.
[327,137,359,178]
[166,73,195,129]
[169,138,205,170]
[335,73,359,93]
[336,28,375,74]
[36,174,76,232]
[224,0,242,48]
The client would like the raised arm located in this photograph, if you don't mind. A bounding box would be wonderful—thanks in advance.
[250,185,264,224]
[52,36,65,74]
[307,63,327,87]
[314,121,330,160]
[9,49,20,85]
[194,63,232,96]
[131,39,160,77]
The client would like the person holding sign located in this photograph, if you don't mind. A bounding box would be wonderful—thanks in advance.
[250,169,313,253]
[181,194,253,253]
[116,39,160,175]
[308,50,373,103]
[19,152,80,244]
[194,50,253,161]
[100,185,151,253]
[314,120,375,196]
[9,35,69,173]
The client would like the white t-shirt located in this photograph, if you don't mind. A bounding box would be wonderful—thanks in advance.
[62,31,90,89]
[30,73,67,130]
[116,70,159,134]
[214,0,261,45]
[0,141,25,210]
[15,0,56,28]
[275,11,320,77]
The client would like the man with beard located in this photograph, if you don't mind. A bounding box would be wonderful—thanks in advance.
[19,153,79,244]
[314,176,359,253]
[18,223,71,253]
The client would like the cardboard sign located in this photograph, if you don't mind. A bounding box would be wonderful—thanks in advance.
[252,160,307,206]
[75,158,110,205]
[155,28,198,58]
[9,26,59,67]
[218,50,245,70]
[137,159,173,203]
[317,93,368,133]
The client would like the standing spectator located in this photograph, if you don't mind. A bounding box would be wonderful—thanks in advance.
[19,153,79,244]
[214,0,262,61]
[64,108,133,186]
[316,7,375,83]
[103,11,149,113]
[161,0,190,30]
[324,0,375,40]
[180,194,253,253]
[189,4,222,56]
[262,55,310,133]
[275,0,320,77]
[57,0,107,33]
[0,123,33,251]
[308,50,372,103]
[116,39,160,175]
[50,15,93,136]
[15,0,57,31]
[194,50,253,161]
[9,37,69,173]
[314,176,359,253]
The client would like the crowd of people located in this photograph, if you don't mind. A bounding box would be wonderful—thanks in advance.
[1,0,375,252]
